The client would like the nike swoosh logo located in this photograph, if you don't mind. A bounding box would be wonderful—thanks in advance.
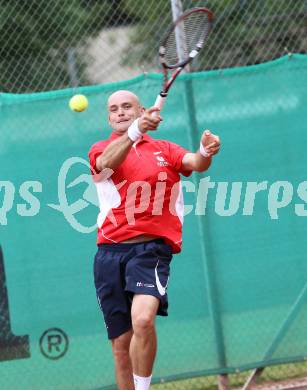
[153,151,162,155]
[155,260,169,296]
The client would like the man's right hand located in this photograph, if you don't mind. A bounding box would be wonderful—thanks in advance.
[138,107,162,133]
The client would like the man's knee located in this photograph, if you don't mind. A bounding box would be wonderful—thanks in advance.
[131,295,159,337]
[132,313,155,336]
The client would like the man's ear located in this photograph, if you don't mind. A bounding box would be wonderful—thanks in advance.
[141,106,145,114]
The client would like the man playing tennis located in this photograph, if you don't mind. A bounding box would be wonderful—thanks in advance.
[89,90,220,390]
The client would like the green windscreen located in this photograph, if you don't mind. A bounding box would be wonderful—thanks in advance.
[1,54,307,389]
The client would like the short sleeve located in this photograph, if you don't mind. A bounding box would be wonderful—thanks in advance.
[88,142,106,175]
[163,141,192,177]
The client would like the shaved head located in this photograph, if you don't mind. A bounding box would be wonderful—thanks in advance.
[108,90,141,108]
[107,90,144,134]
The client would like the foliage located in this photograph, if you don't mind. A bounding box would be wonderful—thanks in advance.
[123,0,307,71]
[0,0,129,92]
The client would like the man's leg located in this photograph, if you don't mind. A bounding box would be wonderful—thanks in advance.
[111,329,134,390]
[130,294,160,387]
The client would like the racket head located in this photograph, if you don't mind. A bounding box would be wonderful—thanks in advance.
[159,7,213,70]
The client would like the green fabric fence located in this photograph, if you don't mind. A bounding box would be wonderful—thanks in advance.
[0,54,307,389]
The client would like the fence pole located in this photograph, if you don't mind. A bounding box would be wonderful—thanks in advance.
[170,0,189,69]
[170,1,228,384]
[184,78,228,375]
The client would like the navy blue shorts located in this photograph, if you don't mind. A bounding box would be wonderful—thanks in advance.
[93,239,173,339]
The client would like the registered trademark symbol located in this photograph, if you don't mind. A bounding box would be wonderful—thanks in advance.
[39,328,69,360]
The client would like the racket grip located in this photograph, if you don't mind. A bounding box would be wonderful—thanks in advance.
[154,94,166,111]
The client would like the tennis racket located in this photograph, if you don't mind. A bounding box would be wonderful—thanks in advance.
[154,7,213,111]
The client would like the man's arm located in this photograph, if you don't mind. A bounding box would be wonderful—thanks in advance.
[96,107,161,172]
[182,151,212,172]
[182,130,221,172]
[96,132,133,172]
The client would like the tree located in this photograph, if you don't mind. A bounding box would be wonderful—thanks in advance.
[0,0,130,92]
[122,0,307,72]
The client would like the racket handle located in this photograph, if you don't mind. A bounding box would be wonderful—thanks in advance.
[154,94,166,111]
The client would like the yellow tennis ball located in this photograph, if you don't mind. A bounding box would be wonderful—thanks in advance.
[69,94,88,112]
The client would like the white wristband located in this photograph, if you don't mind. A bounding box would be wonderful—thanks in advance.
[199,142,210,158]
[127,119,142,142]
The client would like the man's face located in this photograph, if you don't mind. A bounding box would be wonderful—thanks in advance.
[108,91,144,134]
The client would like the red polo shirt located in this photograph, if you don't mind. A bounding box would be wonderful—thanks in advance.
[88,132,192,253]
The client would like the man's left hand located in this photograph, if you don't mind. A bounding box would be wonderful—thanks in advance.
[201,130,221,157]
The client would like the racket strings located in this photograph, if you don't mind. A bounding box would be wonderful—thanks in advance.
[163,11,211,67]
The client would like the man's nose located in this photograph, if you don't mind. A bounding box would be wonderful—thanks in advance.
[118,108,124,116]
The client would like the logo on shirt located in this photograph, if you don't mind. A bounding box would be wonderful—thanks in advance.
[155,154,169,167]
